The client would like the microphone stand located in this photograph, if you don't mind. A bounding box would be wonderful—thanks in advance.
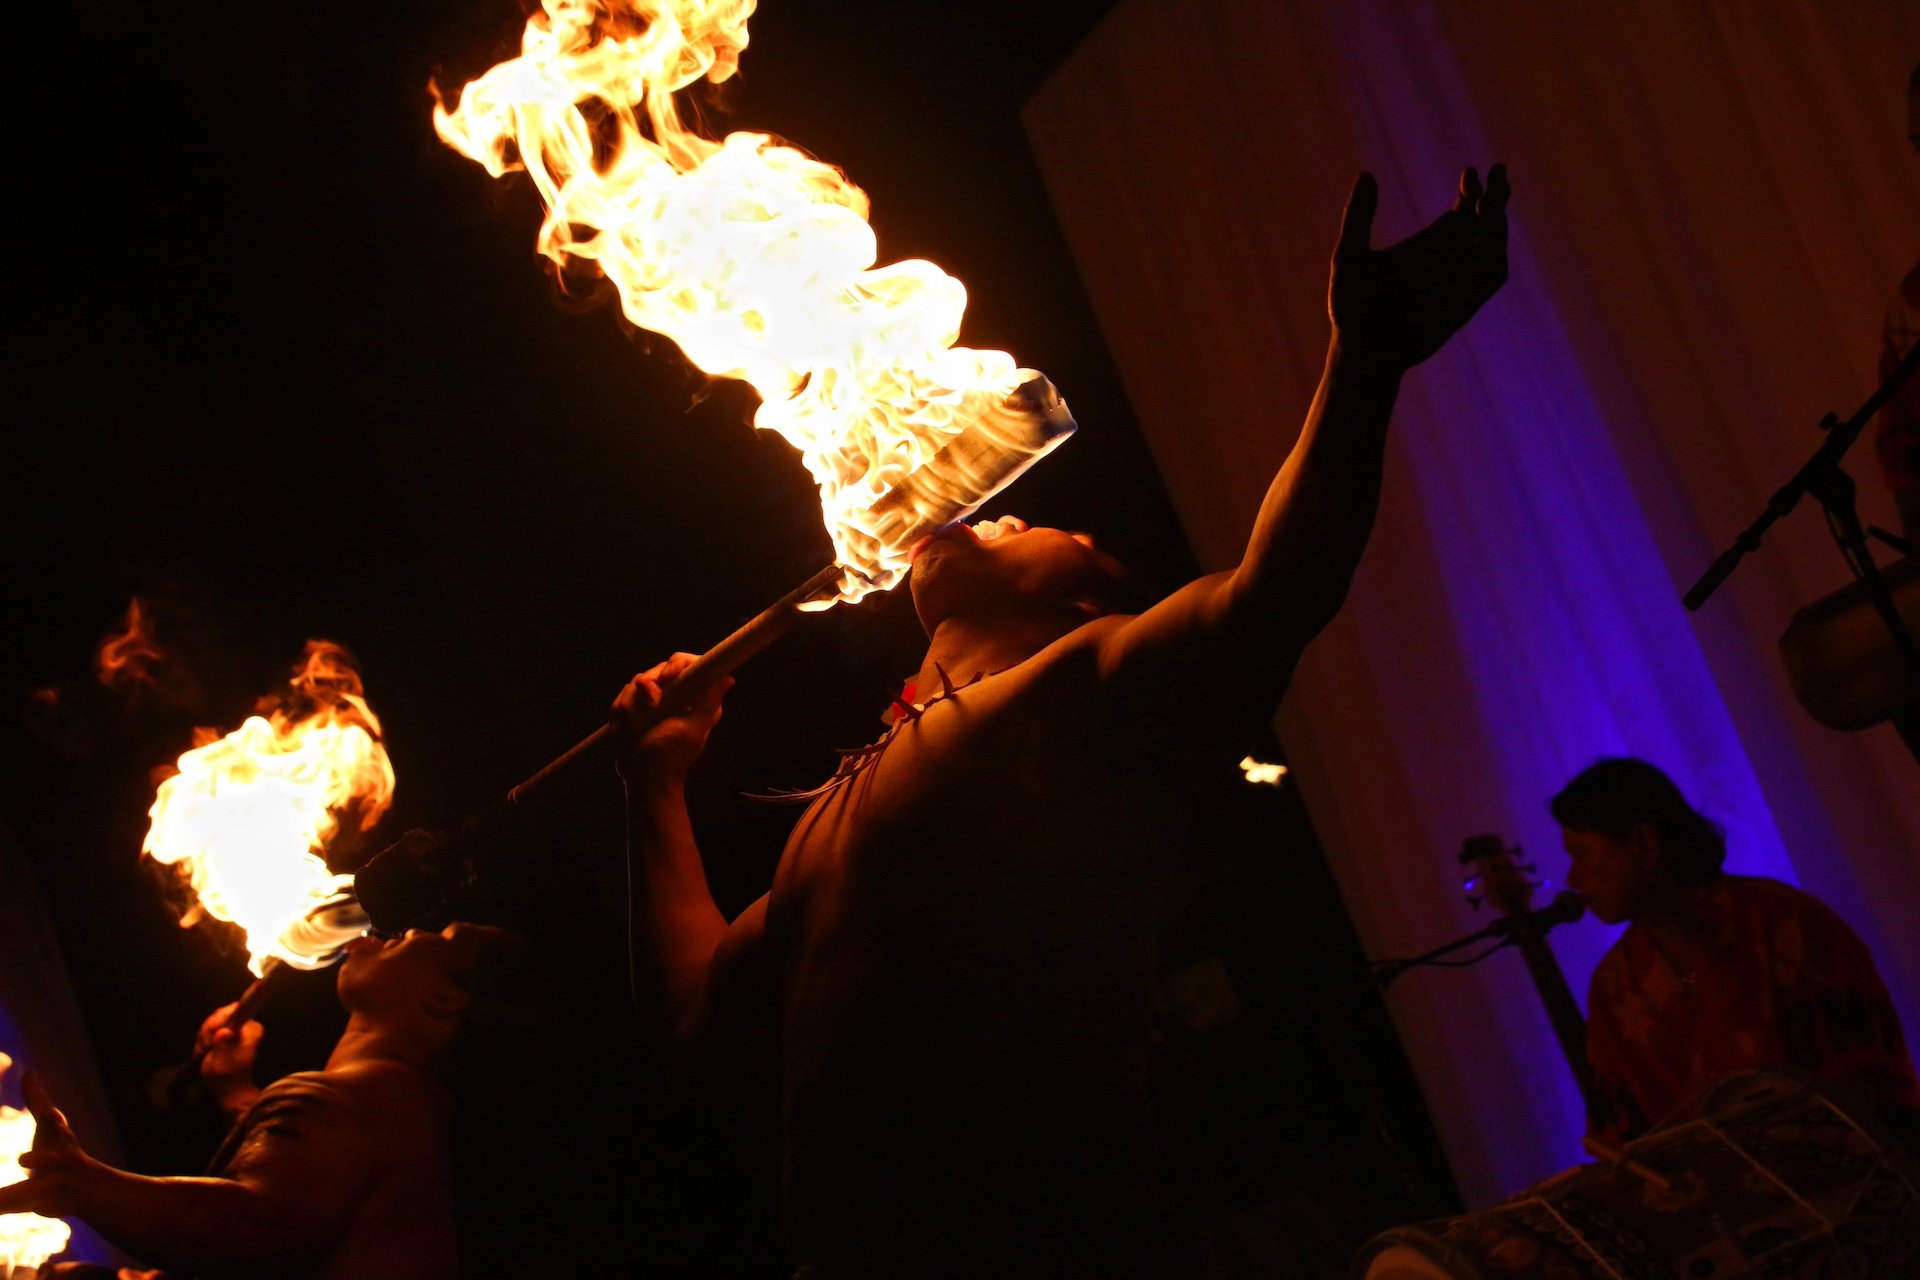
[1372,921,1520,989]
[1684,343,1920,762]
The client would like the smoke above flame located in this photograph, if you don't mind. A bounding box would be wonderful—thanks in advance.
[143,642,393,976]
[433,0,1033,601]
[0,1054,72,1272]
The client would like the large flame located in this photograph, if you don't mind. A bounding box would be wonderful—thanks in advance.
[143,643,393,976]
[0,1054,72,1273]
[434,0,1037,601]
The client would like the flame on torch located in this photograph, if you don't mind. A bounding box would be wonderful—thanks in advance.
[143,642,393,976]
[434,0,1050,602]
[0,1054,72,1274]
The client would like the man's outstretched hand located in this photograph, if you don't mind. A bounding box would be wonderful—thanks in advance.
[1330,165,1510,370]
[0,1072,104,1220]
[610,654,733,785]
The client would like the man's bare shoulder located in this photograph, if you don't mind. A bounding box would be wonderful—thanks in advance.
[316,1061,451,1125]
[1025,612,1134,683]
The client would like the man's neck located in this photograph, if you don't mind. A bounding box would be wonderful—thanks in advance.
[326,1015,441,1075]
[914,610,1081,698]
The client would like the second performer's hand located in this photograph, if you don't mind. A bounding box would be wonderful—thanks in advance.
[0,1072,107,1219]
[610,653,733,784]
[195,1002,264,1118]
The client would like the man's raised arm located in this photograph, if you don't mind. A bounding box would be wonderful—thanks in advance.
[611,655,762,1049]
[1097,166,1510,720]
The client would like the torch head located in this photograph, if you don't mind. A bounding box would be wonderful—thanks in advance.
[828,372,1077,603]
[277,893,374,969]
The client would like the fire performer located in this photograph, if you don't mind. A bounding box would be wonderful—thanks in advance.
[0,923,514,1279]
[612,166,1512,1275]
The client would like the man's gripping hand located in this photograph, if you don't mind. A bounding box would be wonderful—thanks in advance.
[195,1002,264,1119]
[0,1072,107,1220]
[1330,165,1510,371]
[610,654,734,784]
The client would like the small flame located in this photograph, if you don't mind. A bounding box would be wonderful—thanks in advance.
[94,598,166,691]
[1239,757,1287,787]
[0,1054,73,1272]
[143,643,393,976]
[434,0,1043,602]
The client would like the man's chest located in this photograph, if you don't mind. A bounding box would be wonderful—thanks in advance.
[770,676,1146,912]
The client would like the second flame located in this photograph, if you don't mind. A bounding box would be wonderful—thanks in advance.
[143,643,393,976]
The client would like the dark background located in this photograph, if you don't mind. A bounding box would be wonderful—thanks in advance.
[5,2,1454,1273]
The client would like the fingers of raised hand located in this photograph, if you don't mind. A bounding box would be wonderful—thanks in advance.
[1336,170,1378,259]
[1457,166,1482,214]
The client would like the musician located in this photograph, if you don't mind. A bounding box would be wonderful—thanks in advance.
[615,165,1511,1276]
[1553,757,1919,1146]
[0,923,514,1279]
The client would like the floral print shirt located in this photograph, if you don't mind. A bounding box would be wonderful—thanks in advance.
[1585,875,1918,1143]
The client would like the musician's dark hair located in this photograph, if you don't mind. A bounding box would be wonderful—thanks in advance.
[1549,757,1726,883]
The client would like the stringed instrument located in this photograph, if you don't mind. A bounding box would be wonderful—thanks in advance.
[1459,834,1595,1108]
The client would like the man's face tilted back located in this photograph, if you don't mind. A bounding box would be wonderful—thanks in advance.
[908,515,1131,634]
[337,924,489,1030]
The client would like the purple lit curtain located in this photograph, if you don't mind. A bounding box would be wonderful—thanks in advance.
[1027,0,1920,1205]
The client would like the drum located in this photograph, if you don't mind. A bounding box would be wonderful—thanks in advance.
[1353,1069,1919,1279]
[1778,554,1919,731]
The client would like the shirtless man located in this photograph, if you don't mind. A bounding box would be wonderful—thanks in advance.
[0,923,509,1279]
[615,166,1511,1276]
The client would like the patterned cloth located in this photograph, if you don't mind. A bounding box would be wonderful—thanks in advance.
[1356,1070,1920,1280]
[1585,875,1919,1146]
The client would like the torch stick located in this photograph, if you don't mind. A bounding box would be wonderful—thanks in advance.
[145,964,287,1114]
[503,561,846,808]
[150,892,369,1110]
[351,563,846,930]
